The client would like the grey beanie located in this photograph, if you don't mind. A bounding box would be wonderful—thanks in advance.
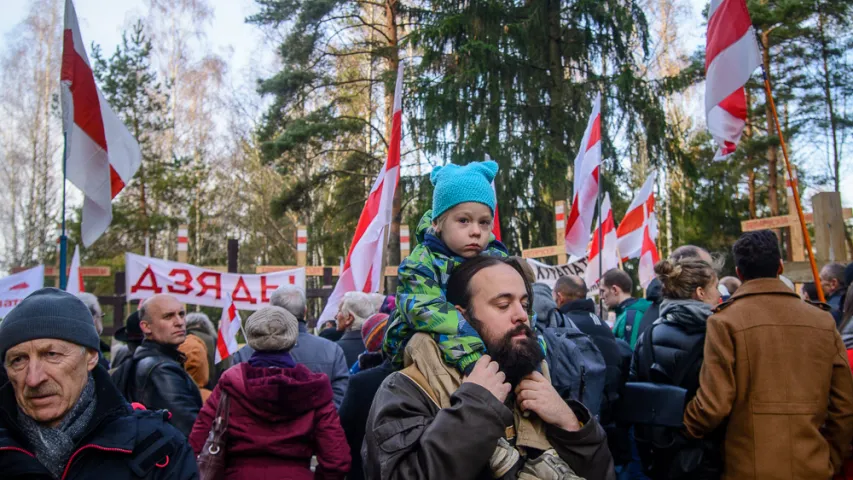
[0,288,101,360]
[245,306,298,352]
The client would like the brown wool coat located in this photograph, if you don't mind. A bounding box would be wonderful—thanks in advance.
[684,278,853,479]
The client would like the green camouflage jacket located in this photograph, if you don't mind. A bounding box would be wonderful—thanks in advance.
[383,210,508,373]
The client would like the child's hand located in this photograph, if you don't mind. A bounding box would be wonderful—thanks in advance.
[463,355,511,402]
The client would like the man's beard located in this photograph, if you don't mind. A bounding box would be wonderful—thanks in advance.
[465,310,544,386]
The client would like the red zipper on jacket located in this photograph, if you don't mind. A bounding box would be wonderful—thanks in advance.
[60,444,132,480]
[0,446,35,457]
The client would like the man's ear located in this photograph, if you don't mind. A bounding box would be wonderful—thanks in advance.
[455,305,466,317]
[735,267,744,282]
[777,260,784,276]
[139,320,152,336]
[85,348,99,371]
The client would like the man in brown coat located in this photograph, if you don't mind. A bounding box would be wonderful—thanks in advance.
[684,230,853,479]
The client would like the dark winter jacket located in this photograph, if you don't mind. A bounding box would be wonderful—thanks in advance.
[630,299,721,479]
[630,300,711,398]
[363,369,615,480]
[189,362,350,480]
[339,358,394,480]
[532,282,559,327]
[637,278,663,341]
[337,330,367,369]
[130,341,203,437]
[829,289,847,327]
[230,323,350,408]
[0,366,198,480]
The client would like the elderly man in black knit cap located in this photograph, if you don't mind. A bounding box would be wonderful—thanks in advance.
[0,288,197,479]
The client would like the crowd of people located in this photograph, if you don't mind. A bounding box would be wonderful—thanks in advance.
[1,159,853,479]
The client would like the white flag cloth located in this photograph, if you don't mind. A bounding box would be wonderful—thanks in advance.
[319,63,404,322]
[61,0,142,246]
[585,193,620,287]
[638,224,661,289]
[705,0,761,159]
[0,266,45,318]
[215,293,242,364]
[65,245,84,294]
[565,93,602,256]
[616,171,658,261]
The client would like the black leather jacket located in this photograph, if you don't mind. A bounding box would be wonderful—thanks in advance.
[131,341,202,436]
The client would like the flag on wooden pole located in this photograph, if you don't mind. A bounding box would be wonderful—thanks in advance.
[616,171,657,261]
[491,181,502,242]
[61,0,142,246]
[215,293,242,364]
[705,0,761,159]
[319,62,404,322]
[565,93,602,256]
[65,245,84,295]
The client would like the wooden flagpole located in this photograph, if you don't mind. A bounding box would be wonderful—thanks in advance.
[761,68,825,303]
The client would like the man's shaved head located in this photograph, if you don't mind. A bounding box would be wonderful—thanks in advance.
[554,275,587,301]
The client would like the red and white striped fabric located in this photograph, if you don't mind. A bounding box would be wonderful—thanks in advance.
[705,0,761,159]
[319,63,403,322]
[65,245,84,295]
[215,293,242,364]
[177,226,188,253]
[565,93,602,256]
[491,181,502,242]
[585,193,619,287]
[616,171,657,261]
[638,224,660,289]
[61,0,141,247]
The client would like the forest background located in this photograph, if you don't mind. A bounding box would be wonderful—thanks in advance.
[1,0,852,305]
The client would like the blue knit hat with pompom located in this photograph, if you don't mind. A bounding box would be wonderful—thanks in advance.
[430,160,499,219]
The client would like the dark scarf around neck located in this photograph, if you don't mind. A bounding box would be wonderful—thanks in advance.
[248,350,297,369]
[17,373,97,479]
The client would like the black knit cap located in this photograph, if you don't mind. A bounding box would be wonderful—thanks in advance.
[0,288,101,361]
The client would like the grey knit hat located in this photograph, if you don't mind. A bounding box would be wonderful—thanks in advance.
[0,288,101,360]
[244,306,298,352]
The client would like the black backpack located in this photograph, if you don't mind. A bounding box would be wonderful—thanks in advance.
[536,308,607,418]
[632,323,721,480]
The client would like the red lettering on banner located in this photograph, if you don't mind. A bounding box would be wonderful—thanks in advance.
[261,276,278,303]
[131,266,163,294]
[289,275,295,285]
[167,269,193,295]
[232,276,258,304]
[196,272,222,300]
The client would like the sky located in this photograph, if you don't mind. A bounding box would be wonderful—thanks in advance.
[1,0,849,207]
[0,0,267,90]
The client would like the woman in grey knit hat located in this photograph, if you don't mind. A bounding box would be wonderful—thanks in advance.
[187,306,350,479]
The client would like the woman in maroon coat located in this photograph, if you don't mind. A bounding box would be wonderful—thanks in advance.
[190,306,350,480]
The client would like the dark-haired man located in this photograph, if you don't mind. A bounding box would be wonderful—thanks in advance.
[363,256,614,479]
[601,269,650,349]
[684,230,853,479]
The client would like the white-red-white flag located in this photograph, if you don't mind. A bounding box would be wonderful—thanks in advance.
[705,0,761,159]
[319,63,404,322]
[565,93,602,256]
[585,193,619,287]
[616,171,658,261]
[61,0,142,247]
[65,245,84,295]
[215,293,242,364]
[491,181,502,242]
[638,224,660,289]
